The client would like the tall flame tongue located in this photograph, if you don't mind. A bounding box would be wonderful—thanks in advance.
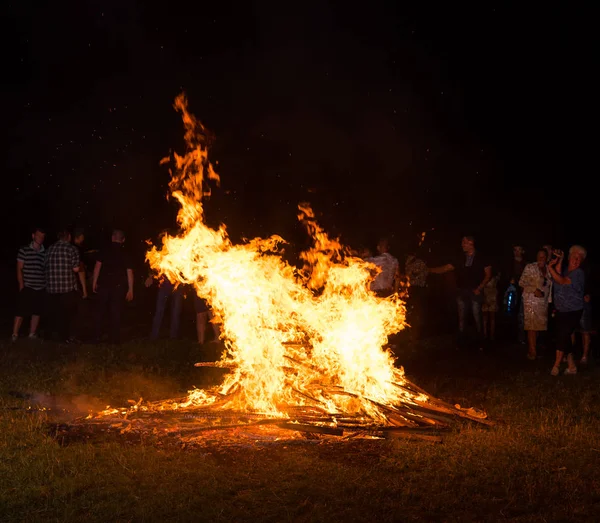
[147,94,417,420]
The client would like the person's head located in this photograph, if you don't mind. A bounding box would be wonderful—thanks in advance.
[73,228,85,245]
[513,245,525,259]
[568,245,587,268]
[358,246,372,258]
[461,236,475,253]
[111,229,126,244]
[376,238,390,255]
[57,229,71,242]
[31,227,45,246]
[536,248,548,267]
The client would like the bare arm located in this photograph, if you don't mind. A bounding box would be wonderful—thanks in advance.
[428,263,454,274]
[126,269,134,301]
[16,260,24,290]
[548,265,571,285]
[477,266,493,292]
[548,257,570,285]
[92,261,102,292]
[78,270,88,297]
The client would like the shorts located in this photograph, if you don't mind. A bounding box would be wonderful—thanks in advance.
[194,295,209,314]
[579,302,592,333]
[16,287,45,317]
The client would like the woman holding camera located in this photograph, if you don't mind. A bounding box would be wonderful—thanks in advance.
[519,248,552,360]
[548,245,587,375]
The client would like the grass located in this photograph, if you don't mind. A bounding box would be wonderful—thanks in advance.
[1,335,600,522]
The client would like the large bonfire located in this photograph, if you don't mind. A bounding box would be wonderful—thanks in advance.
[82,95,489,443]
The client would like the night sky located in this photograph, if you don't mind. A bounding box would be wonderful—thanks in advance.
[1,2,594,269]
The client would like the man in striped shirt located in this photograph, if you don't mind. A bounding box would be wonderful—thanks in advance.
[12,227,47,341]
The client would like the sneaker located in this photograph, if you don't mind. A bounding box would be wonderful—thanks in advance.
[11,334,18,343]
[28,333,38,340]
[564,367,577,375]
[527,352,536,361]
[551,366,560,376]
[580,357,588,365]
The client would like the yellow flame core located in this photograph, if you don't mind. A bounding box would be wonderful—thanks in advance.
[147,94,415,419]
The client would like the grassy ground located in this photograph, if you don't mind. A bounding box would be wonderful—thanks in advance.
[1,335,599,522]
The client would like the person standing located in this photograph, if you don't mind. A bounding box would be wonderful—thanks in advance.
[92,229,134,344]
[519,249,552,360]
[194,293,221,345]
[45,229,81,343]
[146,275,184,340]
[548,245,586,376]
[72,228,88,299]
[429,236,492,349]
[482,271,500,342]
[572,256,592,364]
[12,227,46,341]
[404,247,428,340]
[366,238,400,298]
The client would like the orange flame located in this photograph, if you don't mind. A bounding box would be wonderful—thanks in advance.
[147,94,417,420]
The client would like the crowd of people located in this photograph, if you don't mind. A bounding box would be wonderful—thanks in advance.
[11,227,218,348]
[365,236,593,376]
[11,227,593,376]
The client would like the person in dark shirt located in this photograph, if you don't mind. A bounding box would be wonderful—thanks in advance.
[92,229,134,344]
[429,235,492,348]
[72,228,88,299]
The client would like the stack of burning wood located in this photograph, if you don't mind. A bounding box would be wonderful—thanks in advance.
[51,354,492,446]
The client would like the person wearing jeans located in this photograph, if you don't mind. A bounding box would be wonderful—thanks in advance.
[147,277,183,340]
[429,236,492,349]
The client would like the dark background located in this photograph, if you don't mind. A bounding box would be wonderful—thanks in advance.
[1,2,594,286]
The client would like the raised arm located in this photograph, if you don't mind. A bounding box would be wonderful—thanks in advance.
[428,263,454,274]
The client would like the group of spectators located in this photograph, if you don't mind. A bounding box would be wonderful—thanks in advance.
[11,227,593,376]
[12,227,133,345]
[364,236,592,376]
[11,226,218,347]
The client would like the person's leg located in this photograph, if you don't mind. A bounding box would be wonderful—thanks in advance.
[169,287,183,339]
[12,316,23,338]
[150,284,169,339]
[552,312,568,373]
[456,292,467,334]
[12,288,29,338]
[527,330,537,359]
[196,311,208,344]
[471,294,484,343]
[65,291,78,341]
[553,311,582,374]
[582,333,591,362]
[517,296,526,343]
[45,292,60,340]
[565,311,583,373]
[208,310,220,341]
[483,311,489,339]
[490,311,496,341]
[94,287,110,342]
[108,287,125,344]
[57,292,75,342]
[29,315,40,336]
[580,303,592,362]
[194,295,210,344]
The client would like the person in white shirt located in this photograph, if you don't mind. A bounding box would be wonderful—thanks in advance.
[366,238,399,297]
